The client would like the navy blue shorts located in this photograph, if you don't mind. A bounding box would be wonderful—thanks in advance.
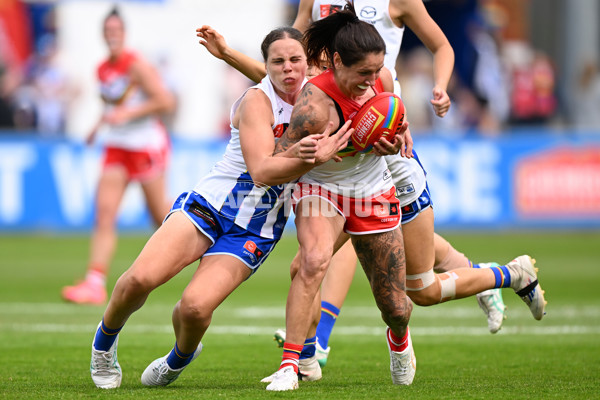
[166,192,278,273]
[400,184,433,224]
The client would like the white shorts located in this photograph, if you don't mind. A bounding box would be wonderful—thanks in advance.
[384,151,428,207]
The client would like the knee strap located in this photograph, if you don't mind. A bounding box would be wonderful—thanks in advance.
[406,269,436,291]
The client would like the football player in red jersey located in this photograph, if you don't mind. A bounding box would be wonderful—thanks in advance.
[62,7,175,306]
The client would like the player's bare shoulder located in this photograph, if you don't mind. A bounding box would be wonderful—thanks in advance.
[388,0,418,23]
[292,83,335,133]
[233,88,272,129]
[379,67,395,92]
[274,83,332,154]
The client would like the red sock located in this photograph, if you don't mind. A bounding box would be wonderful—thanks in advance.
[387,328,409,352]
[280,342,303,373]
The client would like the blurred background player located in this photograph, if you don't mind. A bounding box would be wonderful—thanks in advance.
[61,7,175,305]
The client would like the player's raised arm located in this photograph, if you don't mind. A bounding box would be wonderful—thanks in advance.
[391,0,453,117]
[292,0,315,32]
[196,25,267,84]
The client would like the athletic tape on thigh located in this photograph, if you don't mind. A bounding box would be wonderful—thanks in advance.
[406,269,436,291]
[439,272,458,301]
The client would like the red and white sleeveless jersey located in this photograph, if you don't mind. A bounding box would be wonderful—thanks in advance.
[97,50,168,151]
[302,69,394,198]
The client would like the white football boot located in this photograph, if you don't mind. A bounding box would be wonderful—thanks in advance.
[476,262,507,333]
[386,327,416,386]
[273,328,286,348]
[141,343,203,387]
[261,354,322,383]
[505,255,547,320]
[265,366,299,391]
[90,323,122,389]
[315,341,331,367]
[298,355,322,381]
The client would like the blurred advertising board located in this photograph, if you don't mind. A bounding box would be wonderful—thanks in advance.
[0,132,599,231]
[416,134,600,229]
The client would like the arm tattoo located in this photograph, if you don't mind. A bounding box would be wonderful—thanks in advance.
[273,84,322,155]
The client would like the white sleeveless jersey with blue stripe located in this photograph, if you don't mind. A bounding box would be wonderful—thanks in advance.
[194,76,302,240]
[312,0,404,81]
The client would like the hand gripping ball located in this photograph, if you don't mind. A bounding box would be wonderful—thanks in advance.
[350,92,405,152]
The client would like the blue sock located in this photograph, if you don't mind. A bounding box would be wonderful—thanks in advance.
[93,319,122,351]
[166,342,196,370]
[490,265,512,288]
[300,335,317,359]
[316,301,340,349]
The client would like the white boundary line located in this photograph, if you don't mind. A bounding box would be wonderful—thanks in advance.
[2,302,599,336]
[1,323,599,336]
[1,302,599,319]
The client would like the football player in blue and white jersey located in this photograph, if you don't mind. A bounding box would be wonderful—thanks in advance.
[88,26,353,389]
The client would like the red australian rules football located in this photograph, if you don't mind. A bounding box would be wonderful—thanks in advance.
[350,92,405,152]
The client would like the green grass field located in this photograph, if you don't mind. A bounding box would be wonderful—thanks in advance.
[1,231,599,399]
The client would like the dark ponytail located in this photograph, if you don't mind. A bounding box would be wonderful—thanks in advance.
[304,1,385,68]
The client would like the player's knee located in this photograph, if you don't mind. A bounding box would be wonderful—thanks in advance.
[178,297,212,327]
[95,202,119,228]
[299,246,332,277]
[116,270,155,300]
[407,288,439,306]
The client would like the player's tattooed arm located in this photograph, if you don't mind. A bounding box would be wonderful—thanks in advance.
[273,84,327,155]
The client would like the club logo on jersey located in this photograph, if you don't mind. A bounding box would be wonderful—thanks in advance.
[320,4,343,18]
[243,240,264,259]
[273,123,289,138]
[360,6,377,20]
